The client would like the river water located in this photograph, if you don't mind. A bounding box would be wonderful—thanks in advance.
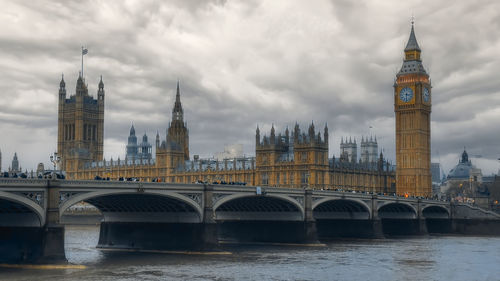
[1,225,500,281]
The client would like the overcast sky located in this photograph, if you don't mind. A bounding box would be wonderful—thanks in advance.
[1,0,500,176]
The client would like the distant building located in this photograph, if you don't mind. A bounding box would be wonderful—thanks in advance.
[340,137,357,163]
[9,152,21,175]
[126,125,138,159]
[126,125,152,161]
[446,149,481,182]
[340,136,378,164]
[431,163,441,183]
[431,162,442,198]
[441,149,491,207]
[11,152,19,172]
[360,136,378,164]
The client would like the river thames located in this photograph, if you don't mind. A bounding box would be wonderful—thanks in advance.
[1,225,500,281]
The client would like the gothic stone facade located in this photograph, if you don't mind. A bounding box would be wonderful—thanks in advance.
[394,23,432,197]
[57,75,104,174]
[61,81,394,193]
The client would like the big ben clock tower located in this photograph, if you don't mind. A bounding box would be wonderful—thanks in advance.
[394,21,432,197]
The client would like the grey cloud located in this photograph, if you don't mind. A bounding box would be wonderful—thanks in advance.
[1,0,500,176]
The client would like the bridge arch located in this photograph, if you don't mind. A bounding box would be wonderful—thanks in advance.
[378,202,417,219]
[422,205,450,219]
[59,190,203,223]
[214,194,304,221]
[312,198,371,220]
[0,191,45,227]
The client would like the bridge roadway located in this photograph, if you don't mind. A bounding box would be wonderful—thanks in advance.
[0,178,499,263]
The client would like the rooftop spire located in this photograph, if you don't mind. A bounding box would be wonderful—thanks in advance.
[130,124,135,135]
[461,147,469,163]
[60,73,65,88]
[399,19,427,75]
[172,80,183,121]
[405,19,421,52]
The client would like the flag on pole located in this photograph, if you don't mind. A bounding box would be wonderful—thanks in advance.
[82,48,88,55]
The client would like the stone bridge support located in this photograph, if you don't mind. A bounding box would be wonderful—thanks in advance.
[40,180,66,262]
[201,184,218,249]
[303,189,318,243]
[0,180,66,263]
[416,199,428,235]
[370,196,384,238]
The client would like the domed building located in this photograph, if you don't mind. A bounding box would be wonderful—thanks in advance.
[447,149,480,181]
[442,149,483,200]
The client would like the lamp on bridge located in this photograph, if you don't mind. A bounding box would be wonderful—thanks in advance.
[50,152,61,179]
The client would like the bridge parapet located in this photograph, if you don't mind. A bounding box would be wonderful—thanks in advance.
[452,203,500,219]
[59,180,203,190]
[0,178,48,188]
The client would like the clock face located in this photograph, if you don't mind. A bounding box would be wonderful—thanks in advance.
[399,87,413,103]
[423,87,430,102]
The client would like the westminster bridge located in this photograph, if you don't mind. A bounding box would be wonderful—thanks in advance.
[1,178,499,262]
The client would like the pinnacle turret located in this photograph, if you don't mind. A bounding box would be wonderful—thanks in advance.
[75,73,88,96]
[59,74,65,89]
[98,75,104,89]
[59,74,66,98]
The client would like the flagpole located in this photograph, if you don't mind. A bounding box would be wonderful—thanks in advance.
[81,46,84,78]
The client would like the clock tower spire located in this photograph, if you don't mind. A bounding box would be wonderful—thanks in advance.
[394,21,432,197]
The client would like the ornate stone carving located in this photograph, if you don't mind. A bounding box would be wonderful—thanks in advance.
[290,196,304,206]
[212,193,231,205]
[12,191,44,208]
[180,193,202,206]
[59,191,87,206]
[312,196,324,202]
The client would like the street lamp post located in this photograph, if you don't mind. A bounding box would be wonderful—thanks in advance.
[50,152,61,179]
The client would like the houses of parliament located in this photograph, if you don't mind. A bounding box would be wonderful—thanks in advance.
[57,23,432,196]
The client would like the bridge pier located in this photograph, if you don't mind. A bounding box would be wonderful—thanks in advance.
[303,190,319,243]
[417,219,428,235]
[38,182,67,263]
[371,197,384,238]
[371,219,385,239]
[38,225,66,263]
[416,200,428,236]
[1,183,68,263]
[200,184,218,249]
